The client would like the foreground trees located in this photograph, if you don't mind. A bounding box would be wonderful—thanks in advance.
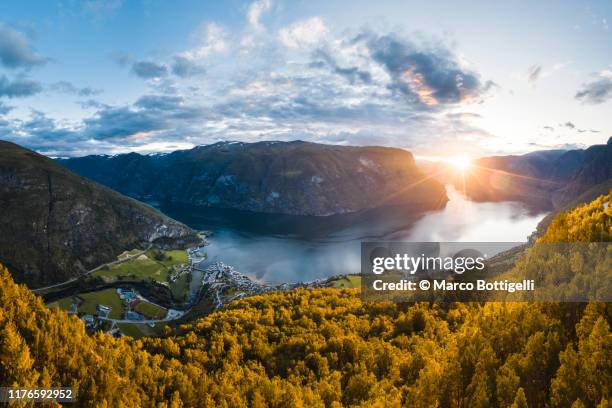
[0,192,610,407]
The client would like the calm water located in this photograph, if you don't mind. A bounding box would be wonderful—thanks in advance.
[159,185,547,284]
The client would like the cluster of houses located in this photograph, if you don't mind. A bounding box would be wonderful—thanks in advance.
[79,288,149,330]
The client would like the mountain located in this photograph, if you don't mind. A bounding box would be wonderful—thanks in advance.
[0,140,199,287]
[58,141,448,216]
[553,138,612,205]
[422,138,611,209]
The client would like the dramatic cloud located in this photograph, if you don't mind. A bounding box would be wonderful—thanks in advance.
[527,64,542,83]
[131,61,168,79]
[279,17,328,49]
[0,75,42,98]
[0,26,499,157]
[50,81,102,96]
[0,22,47,69]
[362,32,491,107]
[575,70,612,104]
[247,0,271,31]
[171,56,206,78]
[76,94,205,141]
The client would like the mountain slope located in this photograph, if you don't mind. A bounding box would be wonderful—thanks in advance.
[0,140,198,287]
[422,138,611,209]
[59,141,448,216]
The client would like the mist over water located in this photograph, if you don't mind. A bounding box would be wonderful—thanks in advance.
[159,185,547,284]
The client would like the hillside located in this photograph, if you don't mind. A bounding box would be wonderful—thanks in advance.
[421,138,611,209]
[0,141,199,287]
[58,141,448,216]
[0,193,610,406]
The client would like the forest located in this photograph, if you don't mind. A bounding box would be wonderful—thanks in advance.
[0,192,610,407]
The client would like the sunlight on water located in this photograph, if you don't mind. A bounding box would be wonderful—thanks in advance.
[163,185,548,284]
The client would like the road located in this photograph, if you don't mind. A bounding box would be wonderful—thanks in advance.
[98,309,185,324]
[32,245,151,293]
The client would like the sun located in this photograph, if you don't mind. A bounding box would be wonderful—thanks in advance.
[447,155,472,171]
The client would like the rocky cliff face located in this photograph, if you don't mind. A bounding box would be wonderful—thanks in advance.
[59,141,448,216]
[552,138,612,206]
[0,141,199,287]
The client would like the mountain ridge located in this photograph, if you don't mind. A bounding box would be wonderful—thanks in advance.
[58,140,449,216]
[419,138,611,209]
[0,140,199,287]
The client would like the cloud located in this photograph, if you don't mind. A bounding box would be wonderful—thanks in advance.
[362,32,490,107]
[134,94,203,119]
[311,49,372,84]
[50,81,102,96]
[181,22,227,60]
[279,17,328,49]
[82,105,168,139]
[131,61,168,79]
[171,56,206,78]
[527,64,542,83]
[0,22,47,69]
[446,112,481,120]
[80,94,205,140]
[113,54,170,79]
[575,70,612,104]
[110,51,133,66]
[79,99,106,109]
[247,0,271,31]
[0,75,42,98]
[3,27,496,157]
[0,101,13,115]
[545,121,596,134]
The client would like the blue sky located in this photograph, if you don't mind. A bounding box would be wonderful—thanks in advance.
[0,0,610,157]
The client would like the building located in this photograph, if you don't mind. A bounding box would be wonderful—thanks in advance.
[81,314,95,325]
[117,288,137,302]
[96,304,112,318]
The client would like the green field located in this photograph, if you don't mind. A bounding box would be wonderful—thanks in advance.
[146,249,188,266]
[330,275,361,288]
[74,289,123,319]
[93,255,166,281]
[134,301,167,319]
[47,297,77,312]
[170,273,190,301]
[91,249,190,300]
[117,322,169,338]
[117,323,146,338]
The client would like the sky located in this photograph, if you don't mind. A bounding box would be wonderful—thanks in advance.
[0,0,610,158]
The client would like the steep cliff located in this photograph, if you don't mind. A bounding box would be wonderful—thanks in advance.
[0,140,198,287]
[59,141,448,216]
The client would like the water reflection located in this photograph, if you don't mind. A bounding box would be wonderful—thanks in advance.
[159,185,548,284]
